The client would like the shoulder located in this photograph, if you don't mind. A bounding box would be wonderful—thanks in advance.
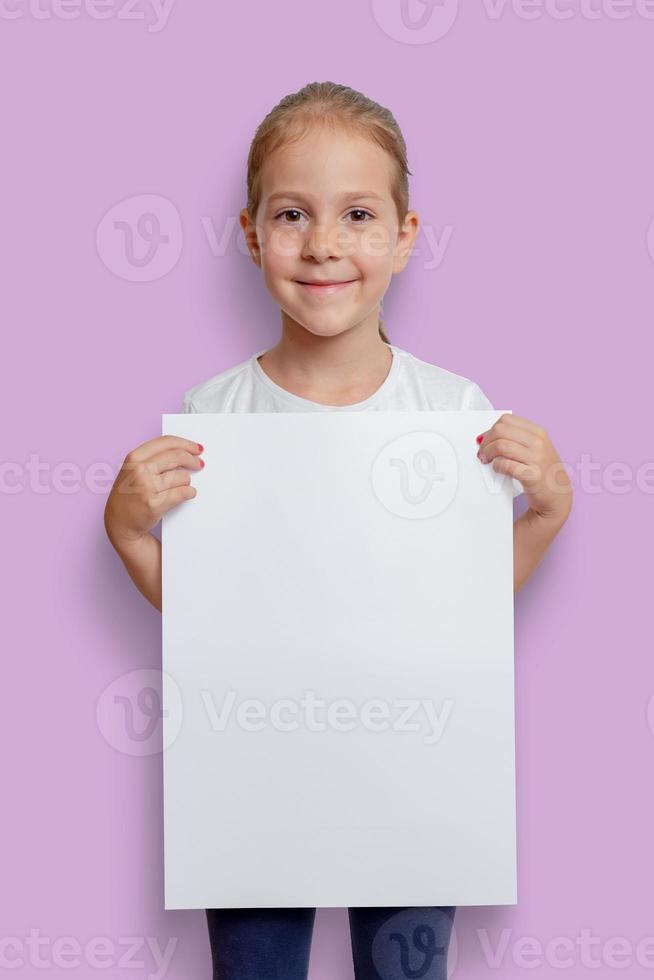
[400,348,524,496]
[181,353,257,413]
[393,346,495,410]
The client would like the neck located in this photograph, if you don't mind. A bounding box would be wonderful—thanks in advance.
[258,311,393,406]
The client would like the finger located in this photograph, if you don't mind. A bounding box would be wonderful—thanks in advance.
[502,413,547,435]
[146,448,204,476]
[152,483,198,513]
[487,454,535,485]
[478,439,544,485]
[480,421,539,452]
[479,438,533,466]
[155,467,193,493]
[479,413,545,440]
[125,436,203,467]
[116,449,201,496]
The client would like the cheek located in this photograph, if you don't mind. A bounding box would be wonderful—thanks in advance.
[356,225,396,268]
[262,225,303,270]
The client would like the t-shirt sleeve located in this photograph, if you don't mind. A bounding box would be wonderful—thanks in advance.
[181,392,197,414]
[466,382,524,498]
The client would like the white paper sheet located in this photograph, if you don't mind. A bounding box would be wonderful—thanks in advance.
[161,411,517,909]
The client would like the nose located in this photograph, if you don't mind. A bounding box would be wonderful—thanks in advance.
[302,217,344,262]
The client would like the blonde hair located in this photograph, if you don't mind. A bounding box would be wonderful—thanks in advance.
[244,81,413,346]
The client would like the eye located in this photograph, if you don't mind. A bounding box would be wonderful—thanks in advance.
[274,209,305,224]
[347,208,374,223]
[274,207,374,224]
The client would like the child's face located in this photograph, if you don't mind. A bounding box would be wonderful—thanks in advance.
[241,125,419,340]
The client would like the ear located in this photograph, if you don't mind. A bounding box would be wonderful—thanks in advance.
[240,208,262,269]
[392,210,420,274]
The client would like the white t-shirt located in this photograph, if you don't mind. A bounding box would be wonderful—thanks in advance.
[182,342,523,496]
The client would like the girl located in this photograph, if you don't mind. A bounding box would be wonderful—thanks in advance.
[104,81,573,980]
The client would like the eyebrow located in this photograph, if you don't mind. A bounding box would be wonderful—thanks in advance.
[266,191,386,204]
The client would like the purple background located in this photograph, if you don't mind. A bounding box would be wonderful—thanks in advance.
[2,0,652,976]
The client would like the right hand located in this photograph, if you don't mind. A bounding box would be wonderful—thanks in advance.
[104,435,203,548]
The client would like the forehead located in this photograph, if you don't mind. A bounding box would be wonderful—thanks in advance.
[259,126,395,203]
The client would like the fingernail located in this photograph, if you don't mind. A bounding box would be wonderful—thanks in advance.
[197,443,204,452]
[476,434,484,444]
[477,451,487,463]
[199,458,205,468]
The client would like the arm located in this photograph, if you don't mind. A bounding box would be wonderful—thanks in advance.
[104,435,203,612]
[513,506,570,593]
[106,527,163,612]
[475,415,573,594]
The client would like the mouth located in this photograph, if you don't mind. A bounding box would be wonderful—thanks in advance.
[294,279,358,296]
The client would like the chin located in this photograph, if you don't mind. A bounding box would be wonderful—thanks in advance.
[279,308,352,338]
[299,322,354,339]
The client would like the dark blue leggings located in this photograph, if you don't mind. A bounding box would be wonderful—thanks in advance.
[205,905,456,979]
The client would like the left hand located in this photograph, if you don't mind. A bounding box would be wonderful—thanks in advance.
[476,414,573,523]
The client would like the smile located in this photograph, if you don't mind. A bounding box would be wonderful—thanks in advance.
[294,280,358,296]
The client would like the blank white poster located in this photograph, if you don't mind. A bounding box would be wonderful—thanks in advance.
[161,411,517,910]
